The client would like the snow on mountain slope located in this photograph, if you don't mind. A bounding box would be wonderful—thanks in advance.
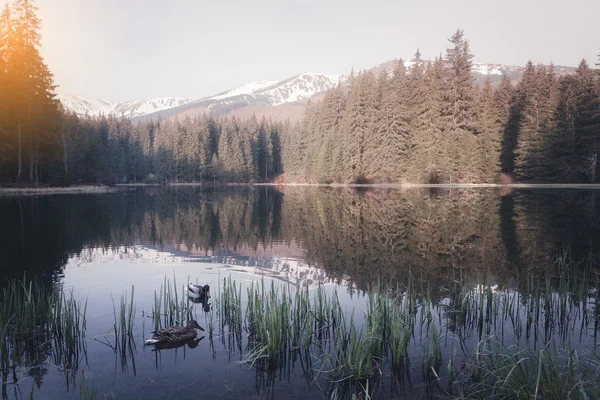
[254,73,341,106]
[57,93,192,118]
[111,98,192,118]
[56,93,113,116]
[205,81,277,101]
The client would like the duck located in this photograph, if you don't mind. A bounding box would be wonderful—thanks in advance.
[151,336,205,351]
[188,283,210,299]
[144,320,205,345]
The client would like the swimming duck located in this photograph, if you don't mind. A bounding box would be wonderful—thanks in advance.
[188,283,210,299]
[144,320,205,345]
[151,336,205,351]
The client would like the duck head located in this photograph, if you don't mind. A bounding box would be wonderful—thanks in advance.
[186,320,205,331]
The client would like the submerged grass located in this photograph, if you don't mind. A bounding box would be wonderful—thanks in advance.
[151,275,194,331]
[0,277,87,394]
[215,254,600,399]
[111,286,135,353]
[4,252,599,400]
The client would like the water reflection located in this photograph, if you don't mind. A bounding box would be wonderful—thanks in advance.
[1,187,600,398]
[3,187,599,292]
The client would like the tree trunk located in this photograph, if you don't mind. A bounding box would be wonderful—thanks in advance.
[29,156,34,182]
[591,147,597,183]
[60,122,68,175]
[17,122,22,180]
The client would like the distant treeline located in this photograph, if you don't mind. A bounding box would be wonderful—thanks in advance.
[56,114,284,184]
[0,0,599,185]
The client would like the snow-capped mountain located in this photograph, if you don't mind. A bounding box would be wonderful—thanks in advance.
[57,93,192,119]
[57,93,113,116]
[252,73,341,106]
[128,72,344,122]
[58,61,578,122]
[204,80,277,101]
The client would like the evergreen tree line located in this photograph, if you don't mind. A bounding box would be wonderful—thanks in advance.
[282,30,600,184]
[0,0,60,183]
[58,113,284,184]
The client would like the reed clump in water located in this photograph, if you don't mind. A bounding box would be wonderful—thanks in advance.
[151,275,194,332]
[217,257,600,399]
[0,278,87,394]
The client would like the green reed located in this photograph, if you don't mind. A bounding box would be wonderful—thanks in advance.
[457,338,600,399]
[214,253,600,399]
[110,286,135,354]
[0,277,87,391]
[78,369,108,400]
[151,275,193,331]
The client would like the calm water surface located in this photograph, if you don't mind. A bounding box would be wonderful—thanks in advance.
[1,186,599,399]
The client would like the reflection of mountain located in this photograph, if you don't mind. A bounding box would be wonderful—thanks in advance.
[1,188,599,293]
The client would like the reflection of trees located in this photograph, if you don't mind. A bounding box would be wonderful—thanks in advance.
[514,190,600,271]
[281,188,504,293]
[2,187,600,296]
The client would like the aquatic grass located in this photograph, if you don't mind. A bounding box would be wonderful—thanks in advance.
[151,275,194,331]
[0,277,87,393]
[220,277,243,356]
[110,286,135,354]
[216,253,600,398]
[456,338,600,399]
[78,369,109,400]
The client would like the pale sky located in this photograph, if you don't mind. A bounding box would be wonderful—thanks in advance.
[28,0,600,102]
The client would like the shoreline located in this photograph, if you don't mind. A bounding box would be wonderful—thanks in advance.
[2,182,600,196]
[0,185,116,196]
[253,182,600,189]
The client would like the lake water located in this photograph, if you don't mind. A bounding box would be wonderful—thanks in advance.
[1,186,599,399]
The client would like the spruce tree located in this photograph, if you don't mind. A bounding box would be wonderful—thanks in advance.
[316,84,345,182]
[8,0,59,181]
[475,81,501,182]
[575,60,600,181]
[0,5,11,167]
[513,61,539,181]
[340,71,376,182]
[410,56,447,182]
[443,29,478,182]
[494,75,517,175]
[371,60,410,181]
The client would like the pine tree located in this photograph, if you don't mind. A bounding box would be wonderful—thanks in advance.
[256,120,269,181]
[574,60,600,181]
[494,75,517,175]
[8,0,59,181]
[514,63,558,181]
[475,81,501,182]
[410,55,447,182]
[340,71,376,182]
[444,30,477,134]
[316,84,345,182]
[513,61,539,181]
[0,5,11,167]
[371,60,410,181]
[443,29,478,182]
[269,125,282,177]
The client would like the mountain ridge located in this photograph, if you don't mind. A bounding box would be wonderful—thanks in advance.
[59,60,580,122]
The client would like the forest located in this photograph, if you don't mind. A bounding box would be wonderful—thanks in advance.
[0,0,599,185]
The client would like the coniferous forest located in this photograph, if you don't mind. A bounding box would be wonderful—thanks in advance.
[0,1,599,185]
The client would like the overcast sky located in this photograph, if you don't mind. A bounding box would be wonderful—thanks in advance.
[30,0,600,102]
